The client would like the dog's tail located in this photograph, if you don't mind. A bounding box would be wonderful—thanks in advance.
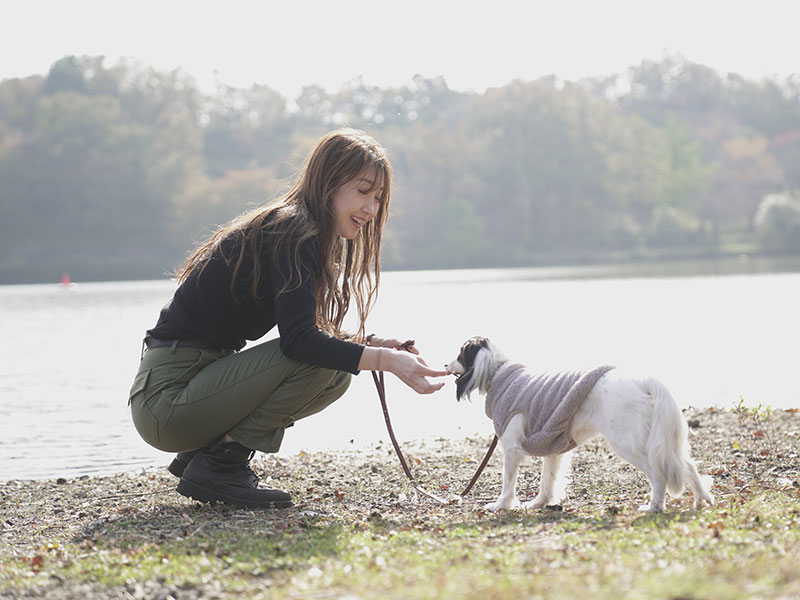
[643,378,691,497]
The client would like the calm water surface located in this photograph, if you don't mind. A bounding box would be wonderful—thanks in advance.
[2,256,799,480]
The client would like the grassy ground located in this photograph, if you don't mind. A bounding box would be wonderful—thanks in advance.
[2,406,799,599]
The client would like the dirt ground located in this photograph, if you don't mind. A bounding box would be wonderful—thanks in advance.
[2,406,799,599]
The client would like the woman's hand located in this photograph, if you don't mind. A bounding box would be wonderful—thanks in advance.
[358,345,447,394]
[382,349,447,394]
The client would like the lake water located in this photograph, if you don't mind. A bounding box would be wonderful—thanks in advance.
[2,256,799,481]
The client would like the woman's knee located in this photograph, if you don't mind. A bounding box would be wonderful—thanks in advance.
[289,370,351,422]
[328,370,352,397]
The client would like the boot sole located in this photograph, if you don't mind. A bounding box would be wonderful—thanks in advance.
[176,477,293,509]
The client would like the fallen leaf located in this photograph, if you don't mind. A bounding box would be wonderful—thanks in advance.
[30,555,44,572]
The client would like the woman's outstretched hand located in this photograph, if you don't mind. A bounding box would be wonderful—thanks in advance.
[385,350,447,394]
[359,336,447,394]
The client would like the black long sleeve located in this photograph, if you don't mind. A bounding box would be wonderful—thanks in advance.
[147,232,364,374]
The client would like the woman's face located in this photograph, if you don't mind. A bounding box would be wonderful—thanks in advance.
[331,169,384,239]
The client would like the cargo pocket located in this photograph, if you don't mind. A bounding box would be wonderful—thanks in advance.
[128,368,151,406]
[129,368,163,448]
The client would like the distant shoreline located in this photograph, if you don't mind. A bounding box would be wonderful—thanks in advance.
[3,252,800,287]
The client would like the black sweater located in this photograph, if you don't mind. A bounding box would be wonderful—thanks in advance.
[147,231,365,374]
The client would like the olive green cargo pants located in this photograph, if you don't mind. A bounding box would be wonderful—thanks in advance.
[129,338,351,454]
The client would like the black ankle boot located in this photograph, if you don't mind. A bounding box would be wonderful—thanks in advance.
[167,450,200,478]
[176,441,293,509]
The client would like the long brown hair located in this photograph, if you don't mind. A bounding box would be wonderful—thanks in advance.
[176,128,392,341]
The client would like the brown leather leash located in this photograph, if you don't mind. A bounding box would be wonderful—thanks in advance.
[371,369,498,504]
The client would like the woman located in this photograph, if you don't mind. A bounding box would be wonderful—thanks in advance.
[129,129,446,509]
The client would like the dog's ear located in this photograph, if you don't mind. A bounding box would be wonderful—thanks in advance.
[472,344,497,393]
[455,367,475,401]
[460,337,488,370]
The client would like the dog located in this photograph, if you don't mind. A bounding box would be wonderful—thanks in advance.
[446,336,714,513]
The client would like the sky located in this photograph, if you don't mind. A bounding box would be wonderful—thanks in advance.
[2,0,798,98]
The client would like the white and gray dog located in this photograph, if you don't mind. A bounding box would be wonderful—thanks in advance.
[446,336,714,512]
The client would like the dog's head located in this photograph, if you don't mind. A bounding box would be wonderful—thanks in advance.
[445,336,501,401]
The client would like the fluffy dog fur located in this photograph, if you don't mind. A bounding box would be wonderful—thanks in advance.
[446,336,714,513]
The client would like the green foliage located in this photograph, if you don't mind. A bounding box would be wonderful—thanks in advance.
[754,192,800,253]
[646,206,703,248]
[1,53,799,282]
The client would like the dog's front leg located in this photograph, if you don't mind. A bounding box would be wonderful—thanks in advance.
[485,444,525,511]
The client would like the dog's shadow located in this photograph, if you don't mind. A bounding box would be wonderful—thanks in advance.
[458,500,692,534]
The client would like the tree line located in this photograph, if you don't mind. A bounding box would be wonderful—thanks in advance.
[1,54,799,284]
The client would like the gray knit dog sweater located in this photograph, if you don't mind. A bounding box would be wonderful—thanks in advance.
[485,363,616,456]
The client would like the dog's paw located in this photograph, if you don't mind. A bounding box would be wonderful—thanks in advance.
[521,494,553,510]
[695,493,715,509]
[638,503,663,514]
[484,498,518,512]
